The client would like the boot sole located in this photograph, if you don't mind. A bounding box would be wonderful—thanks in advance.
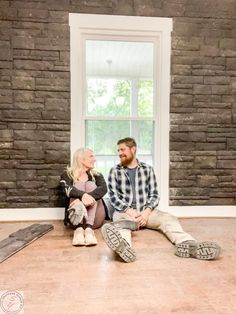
[101,224,136,263]
[175,241,221,260]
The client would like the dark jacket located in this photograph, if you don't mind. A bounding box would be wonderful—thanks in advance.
[60,171,108,225]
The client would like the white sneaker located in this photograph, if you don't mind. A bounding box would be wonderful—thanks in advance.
[72,227,85,246]
[84,228,98,246]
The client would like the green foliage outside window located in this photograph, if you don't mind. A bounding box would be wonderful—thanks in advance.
[86,78,154,156]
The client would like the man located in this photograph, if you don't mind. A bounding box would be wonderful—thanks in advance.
[101,137,221,263]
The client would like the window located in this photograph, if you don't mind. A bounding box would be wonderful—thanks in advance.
[85,39,155,176]
[69,14,172,208]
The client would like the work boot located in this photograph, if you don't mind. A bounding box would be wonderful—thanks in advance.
[84,227,98,246]
[101,223,136,263]
[175,240,221,260]
[72,227,85,246]
[113,219,139,231]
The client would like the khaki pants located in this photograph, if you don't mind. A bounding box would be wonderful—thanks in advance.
[113,209,195,246]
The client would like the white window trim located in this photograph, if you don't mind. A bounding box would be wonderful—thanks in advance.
[69,13,172,210]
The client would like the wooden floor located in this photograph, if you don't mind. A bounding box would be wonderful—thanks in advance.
[0,218,236,314]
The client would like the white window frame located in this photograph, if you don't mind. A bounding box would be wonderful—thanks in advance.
[69,13,172,210]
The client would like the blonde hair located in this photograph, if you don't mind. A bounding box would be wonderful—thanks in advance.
[67,148,97,182]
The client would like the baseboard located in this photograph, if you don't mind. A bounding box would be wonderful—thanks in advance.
[0,208,65,222]
[0,206,235,222]
[167,206,236,218]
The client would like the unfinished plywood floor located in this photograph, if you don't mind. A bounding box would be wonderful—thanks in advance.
[0,218,236,314]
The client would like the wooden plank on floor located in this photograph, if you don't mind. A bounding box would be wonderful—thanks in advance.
[0,223,54,263]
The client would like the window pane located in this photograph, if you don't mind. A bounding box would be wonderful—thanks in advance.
[135,120,154,155]
[87,79,131,116]
[85,120,154,155]
[86,40,154,117]
[138,80,153,116]
[95,155,118,180]
[86,120,129,154]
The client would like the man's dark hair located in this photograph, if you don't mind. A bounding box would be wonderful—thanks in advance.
[117,137,137,148]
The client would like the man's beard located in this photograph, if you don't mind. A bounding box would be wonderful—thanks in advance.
[119,154,135,167]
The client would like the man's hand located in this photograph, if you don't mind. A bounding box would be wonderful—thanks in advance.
[136,208,152,227]
[126,207,140,220]
[81,193,96,207]
[125,207,152,228]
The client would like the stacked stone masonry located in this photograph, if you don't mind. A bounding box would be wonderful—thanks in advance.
[0,0,235,207]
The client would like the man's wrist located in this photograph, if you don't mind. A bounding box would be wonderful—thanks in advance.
[142,208,152,220]
[125,207,133,214]
[144,207,152,214]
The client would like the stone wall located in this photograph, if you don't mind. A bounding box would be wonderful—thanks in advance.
[0,0,235,208]
[170,2,236,205]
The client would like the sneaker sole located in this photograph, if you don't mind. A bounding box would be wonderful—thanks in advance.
[175,241,221,260]
[72,240,85,246]
[85,241,97,246]
[101,224,136,263]
[85,236,98,246]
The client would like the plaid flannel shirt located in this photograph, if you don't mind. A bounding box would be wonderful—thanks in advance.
[108,160,160,212]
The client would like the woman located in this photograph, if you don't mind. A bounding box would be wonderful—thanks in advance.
[60,148,108,246]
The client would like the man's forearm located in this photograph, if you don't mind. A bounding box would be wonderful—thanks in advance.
[110,194,129,212]
[142,207,152,220]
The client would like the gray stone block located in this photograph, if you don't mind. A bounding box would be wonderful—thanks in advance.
[195,156,217,169]
[0,223,53,263]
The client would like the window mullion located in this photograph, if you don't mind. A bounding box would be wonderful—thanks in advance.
[131,79,139,138]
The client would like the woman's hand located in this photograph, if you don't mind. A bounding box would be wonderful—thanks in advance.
[81,193,96,207]
[69,198,81,208]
